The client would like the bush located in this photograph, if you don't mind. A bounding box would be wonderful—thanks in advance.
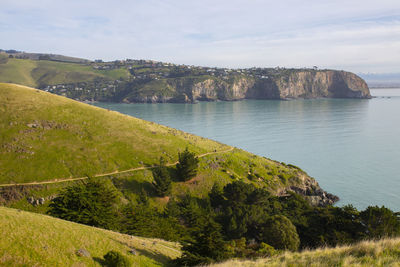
[260,215,300,251]
[176,148,199,181]
[257,242,276,257]
[103,251,130,267]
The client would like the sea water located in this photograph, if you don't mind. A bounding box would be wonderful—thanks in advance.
[93,89,400,210]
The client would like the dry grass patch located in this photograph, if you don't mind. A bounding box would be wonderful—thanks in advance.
[210,238,400,267]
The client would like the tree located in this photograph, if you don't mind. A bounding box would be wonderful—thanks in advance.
[121,203,185,241]
[218,181,271,240]
[152,157,172,197]
[176,148,199,181]
[360,206,400,238]
[174,219,230,266]
[48,178,120,229]
[209,183,224,209]
[260,215,300,251]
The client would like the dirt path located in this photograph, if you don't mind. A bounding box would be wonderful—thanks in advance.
[0,147,234,187]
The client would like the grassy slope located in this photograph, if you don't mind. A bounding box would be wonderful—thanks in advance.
[0,83,301,184]
[0,83,307,210]
[0,58,128,87]
[210,238,400,267]
[0,206,180,266]
[0,83,228,183]
[0,57,37,87]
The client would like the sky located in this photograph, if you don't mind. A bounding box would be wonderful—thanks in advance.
[1,0,400,73]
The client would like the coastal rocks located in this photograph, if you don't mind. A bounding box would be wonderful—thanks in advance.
[278,173,339,207]
[289,186,339,206]
[119,70,370,103]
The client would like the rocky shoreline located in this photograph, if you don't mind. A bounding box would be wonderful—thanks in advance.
[277,172,340,207]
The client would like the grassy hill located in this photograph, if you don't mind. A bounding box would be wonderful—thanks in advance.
[210,238,400,266]
[3,205,400,267]
[0,206,180,266]
[0,83,316,209]
[0,56,128,87]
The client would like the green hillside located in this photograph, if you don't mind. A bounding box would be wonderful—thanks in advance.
[0,57,128,87]
[0,83,315,204]
[210,238,400,267]
[0,206,180,266]
[0,82,224,184]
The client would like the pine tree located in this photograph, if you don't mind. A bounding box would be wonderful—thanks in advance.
[152,157,172,197]
[176,148,199,181]
[48,178,120,229]
[174,219,230,265]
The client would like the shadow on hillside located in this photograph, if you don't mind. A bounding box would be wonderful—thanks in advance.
[92,257,106,266]
[110,238,174,265]
[113,178,156,197]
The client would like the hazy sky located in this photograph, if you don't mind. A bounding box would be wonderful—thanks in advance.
[1,0,399,73]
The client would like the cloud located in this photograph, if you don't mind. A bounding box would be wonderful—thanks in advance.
[1,0,399,72]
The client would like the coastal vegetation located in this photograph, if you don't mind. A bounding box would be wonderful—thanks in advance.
[0,83,396,266]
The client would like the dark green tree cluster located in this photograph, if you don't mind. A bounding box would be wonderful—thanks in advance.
[174,181,400,265]
[47,172,400,266]
[47,178,120,229]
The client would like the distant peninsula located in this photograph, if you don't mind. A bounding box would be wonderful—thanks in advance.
[0,50,371,103]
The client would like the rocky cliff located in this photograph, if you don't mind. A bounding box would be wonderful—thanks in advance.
[121,70,370,103]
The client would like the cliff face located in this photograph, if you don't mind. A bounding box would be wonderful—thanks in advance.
[121,70,370,103]
[273,70,370,99]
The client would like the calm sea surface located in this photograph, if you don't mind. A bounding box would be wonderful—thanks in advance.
[93,88,400,210]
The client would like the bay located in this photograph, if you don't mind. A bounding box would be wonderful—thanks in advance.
[93,88,400,210]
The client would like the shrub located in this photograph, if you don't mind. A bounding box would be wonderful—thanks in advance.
[261,215,300,251]
[103,251,130,267]
[257,242,276,257]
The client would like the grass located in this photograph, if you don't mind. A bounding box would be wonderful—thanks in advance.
[0,206,181,266]
[0,58,37,87]
[0,83,227,183]
[0,58,129,87]
[210,238,400,267]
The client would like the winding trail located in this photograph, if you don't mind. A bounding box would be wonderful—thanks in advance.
[0,147,234,188]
